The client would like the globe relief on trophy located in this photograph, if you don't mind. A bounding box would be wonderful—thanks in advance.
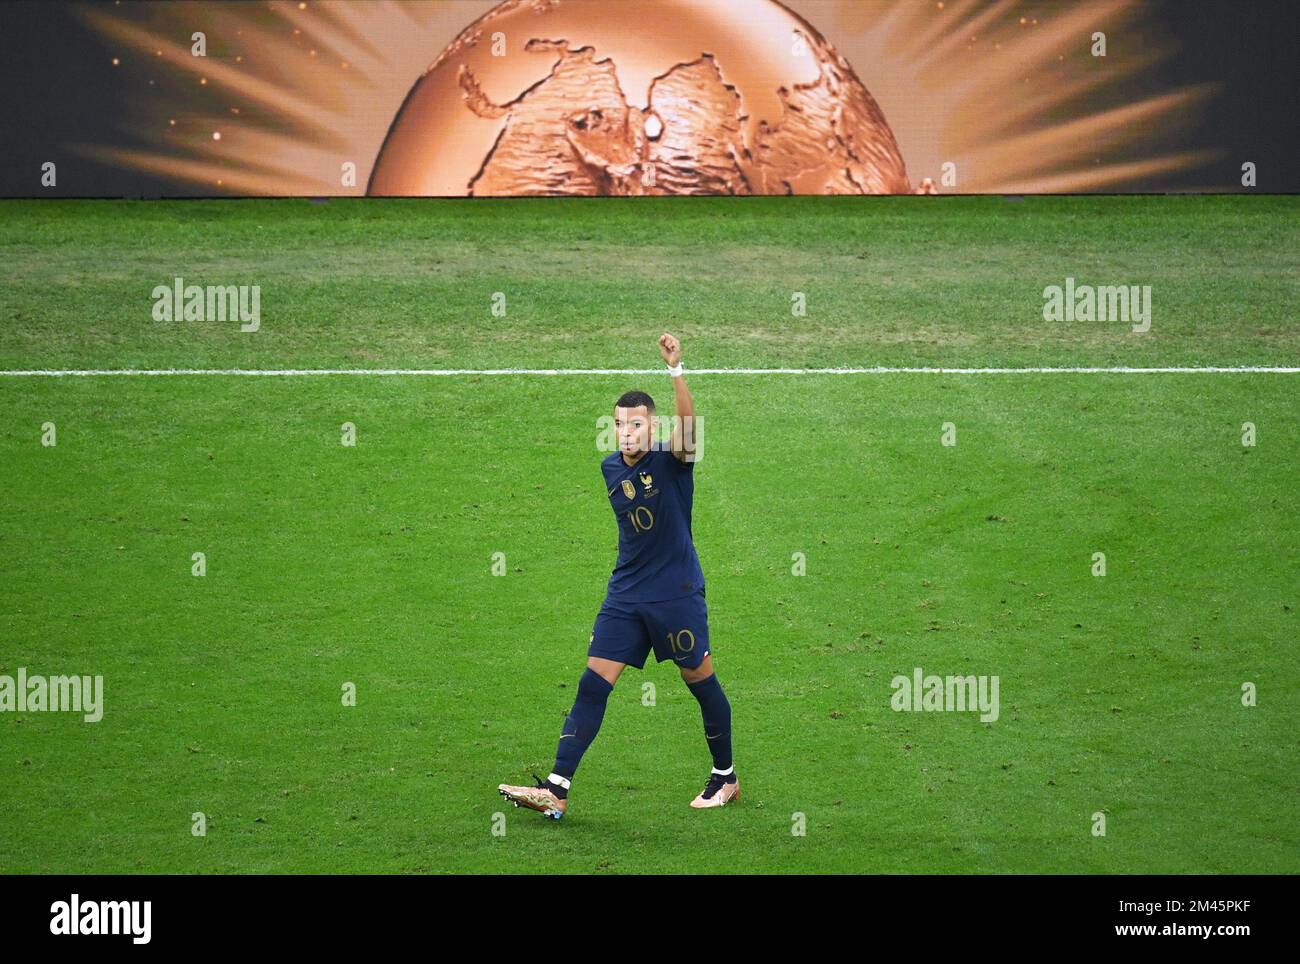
[368,0,930,197]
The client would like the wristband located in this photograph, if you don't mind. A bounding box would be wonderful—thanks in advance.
[667,362,684,378]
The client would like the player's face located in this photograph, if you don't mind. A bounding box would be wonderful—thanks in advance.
[614,405,654,456]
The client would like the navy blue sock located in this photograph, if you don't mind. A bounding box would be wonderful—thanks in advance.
[551,669,614,787]
[687,673,733,772]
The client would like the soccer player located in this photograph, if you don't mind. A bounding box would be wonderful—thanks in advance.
[498,333,737,819]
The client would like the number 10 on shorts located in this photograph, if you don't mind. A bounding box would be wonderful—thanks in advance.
[667,628,696,655]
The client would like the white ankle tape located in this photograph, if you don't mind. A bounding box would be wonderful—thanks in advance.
[547,773,572,790]
[711,766,734,776]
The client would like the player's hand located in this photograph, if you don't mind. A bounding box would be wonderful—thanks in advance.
[659,332,681,367]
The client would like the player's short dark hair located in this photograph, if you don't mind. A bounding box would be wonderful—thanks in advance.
[615,390,655,412]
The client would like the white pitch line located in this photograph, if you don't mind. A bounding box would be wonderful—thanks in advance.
[0,366,1298,376]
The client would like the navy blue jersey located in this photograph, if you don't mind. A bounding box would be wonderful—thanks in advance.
[601,442,704,602]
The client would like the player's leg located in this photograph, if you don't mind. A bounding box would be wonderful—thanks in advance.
[679,654,738,808]
[546,655,624,793]
[681,655,734,778]
[645,591,738,808]
[499,599,650,819]
[499,657,626,820]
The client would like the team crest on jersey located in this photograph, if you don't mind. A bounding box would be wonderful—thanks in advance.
[621,479,636,500]
[639,472,653,489]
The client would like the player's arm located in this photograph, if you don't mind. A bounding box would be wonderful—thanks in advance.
[659,332,696,464]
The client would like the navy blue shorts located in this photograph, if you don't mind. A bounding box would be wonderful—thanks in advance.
[588,589,710,670]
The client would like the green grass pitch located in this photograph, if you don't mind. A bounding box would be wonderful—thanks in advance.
[1,196,1296,873]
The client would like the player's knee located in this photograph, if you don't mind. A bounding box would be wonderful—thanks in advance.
[585,657,623,687]
[679,665,712,685]
[678,654,713,684]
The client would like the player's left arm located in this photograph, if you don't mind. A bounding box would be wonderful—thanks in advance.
[659,332,696,464]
